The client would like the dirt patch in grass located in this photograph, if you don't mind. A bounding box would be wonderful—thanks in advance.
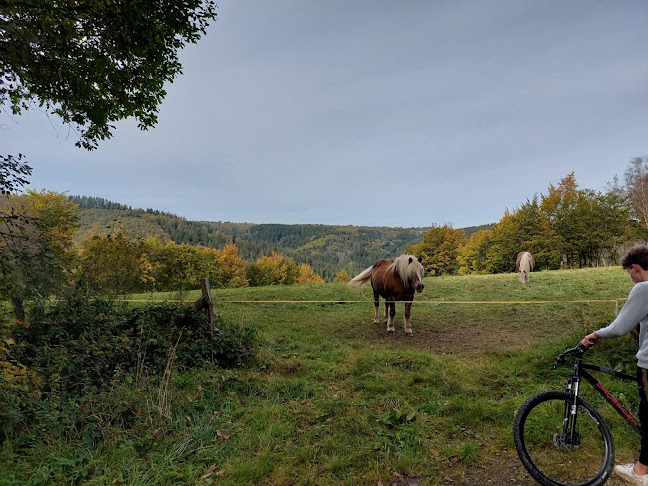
[356,312,567,355]
[349,302,603,354]
[364,320,542,354]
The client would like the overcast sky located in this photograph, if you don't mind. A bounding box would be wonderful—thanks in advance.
[4,0,648,228]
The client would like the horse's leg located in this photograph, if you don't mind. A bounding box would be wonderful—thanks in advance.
[383,301,388,324]
[404,301,413,336]
[387,302,396,333]
[373,290,381,324]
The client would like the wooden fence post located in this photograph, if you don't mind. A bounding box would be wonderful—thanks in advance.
[193,277,215,338]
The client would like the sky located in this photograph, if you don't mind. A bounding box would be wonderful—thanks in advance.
[4,0,648,229]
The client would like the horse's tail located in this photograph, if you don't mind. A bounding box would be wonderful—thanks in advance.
[348,266,373,289]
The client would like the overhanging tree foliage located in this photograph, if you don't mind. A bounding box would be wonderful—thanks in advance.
[0,154,31,194]
[1,0,218,149]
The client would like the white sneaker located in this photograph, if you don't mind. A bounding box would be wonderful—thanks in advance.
[614,463,648,485]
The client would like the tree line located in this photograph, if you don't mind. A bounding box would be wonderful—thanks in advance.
[407,161,648,276]
[1,190,332,319]
[71,206,430,280]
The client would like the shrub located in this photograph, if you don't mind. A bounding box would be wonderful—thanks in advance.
[1,296,258,442]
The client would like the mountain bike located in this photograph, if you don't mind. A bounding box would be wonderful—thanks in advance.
[513,343,642,486]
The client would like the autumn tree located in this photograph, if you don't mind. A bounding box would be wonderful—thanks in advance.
[478,198,545,274]
[79,229,153,295]
[0,190,79,320]
[146,240,213,291]
[406,225,467,276]
[480,212,522,273]
[563,189,628,266]
[515,197,545,261]
[539,173,582,267]
[457,230,493,275]
[333,269,351,283]
[539,174,633,268]
[144,239,248,291]
[297,264,325,285]
[213,244,249,288]
[247,252,300,287]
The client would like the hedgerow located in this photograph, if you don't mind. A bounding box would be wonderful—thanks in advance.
[0,297,257,443]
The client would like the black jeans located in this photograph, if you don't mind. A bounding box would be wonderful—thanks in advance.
[637,367,648,465]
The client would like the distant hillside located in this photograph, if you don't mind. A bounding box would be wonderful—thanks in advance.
[68,196,493,280]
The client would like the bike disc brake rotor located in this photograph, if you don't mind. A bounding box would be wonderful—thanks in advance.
[553,432,581,452]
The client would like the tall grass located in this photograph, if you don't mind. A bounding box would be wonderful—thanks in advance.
[1,267,640,485]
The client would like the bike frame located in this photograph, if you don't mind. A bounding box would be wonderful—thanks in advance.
[568,354,643,437]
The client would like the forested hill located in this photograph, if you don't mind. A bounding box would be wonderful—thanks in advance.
[68,196,492,280]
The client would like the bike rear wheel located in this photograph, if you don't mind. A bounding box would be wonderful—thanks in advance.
[513,390,614,486]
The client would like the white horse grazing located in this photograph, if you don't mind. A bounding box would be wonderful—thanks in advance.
[348,254,425,336]
[516,251,535,284]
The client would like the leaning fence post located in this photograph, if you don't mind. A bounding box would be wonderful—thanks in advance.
[193,277,215,338]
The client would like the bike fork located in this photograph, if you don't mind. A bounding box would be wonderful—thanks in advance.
[562,376,581,444]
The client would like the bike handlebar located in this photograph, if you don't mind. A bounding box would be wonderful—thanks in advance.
[555,343,590,364]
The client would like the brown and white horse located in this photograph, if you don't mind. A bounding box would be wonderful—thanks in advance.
[348,255,425,336]
[516,251,535,284]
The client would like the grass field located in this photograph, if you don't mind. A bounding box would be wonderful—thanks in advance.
[2,267,644,485]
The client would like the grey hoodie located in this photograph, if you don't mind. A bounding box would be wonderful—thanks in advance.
[596,281,648,368]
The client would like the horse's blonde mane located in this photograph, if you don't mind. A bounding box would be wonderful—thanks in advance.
[519,252,533,273]
[390,254,424,287]
[518,251,534,283]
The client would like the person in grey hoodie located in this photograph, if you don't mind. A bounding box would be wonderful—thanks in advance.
[581,244,648,485]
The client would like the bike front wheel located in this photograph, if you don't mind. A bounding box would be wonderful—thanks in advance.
[513,390,614,486]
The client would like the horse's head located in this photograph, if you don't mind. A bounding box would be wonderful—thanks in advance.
[408,256,425,293]
[392,254,425,293]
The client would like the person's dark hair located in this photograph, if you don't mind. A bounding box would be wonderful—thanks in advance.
[621,244,648,270]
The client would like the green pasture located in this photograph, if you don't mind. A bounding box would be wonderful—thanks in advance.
[1,267,643,485]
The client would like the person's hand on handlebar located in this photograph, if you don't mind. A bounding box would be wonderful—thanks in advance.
[580,332,599,347]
